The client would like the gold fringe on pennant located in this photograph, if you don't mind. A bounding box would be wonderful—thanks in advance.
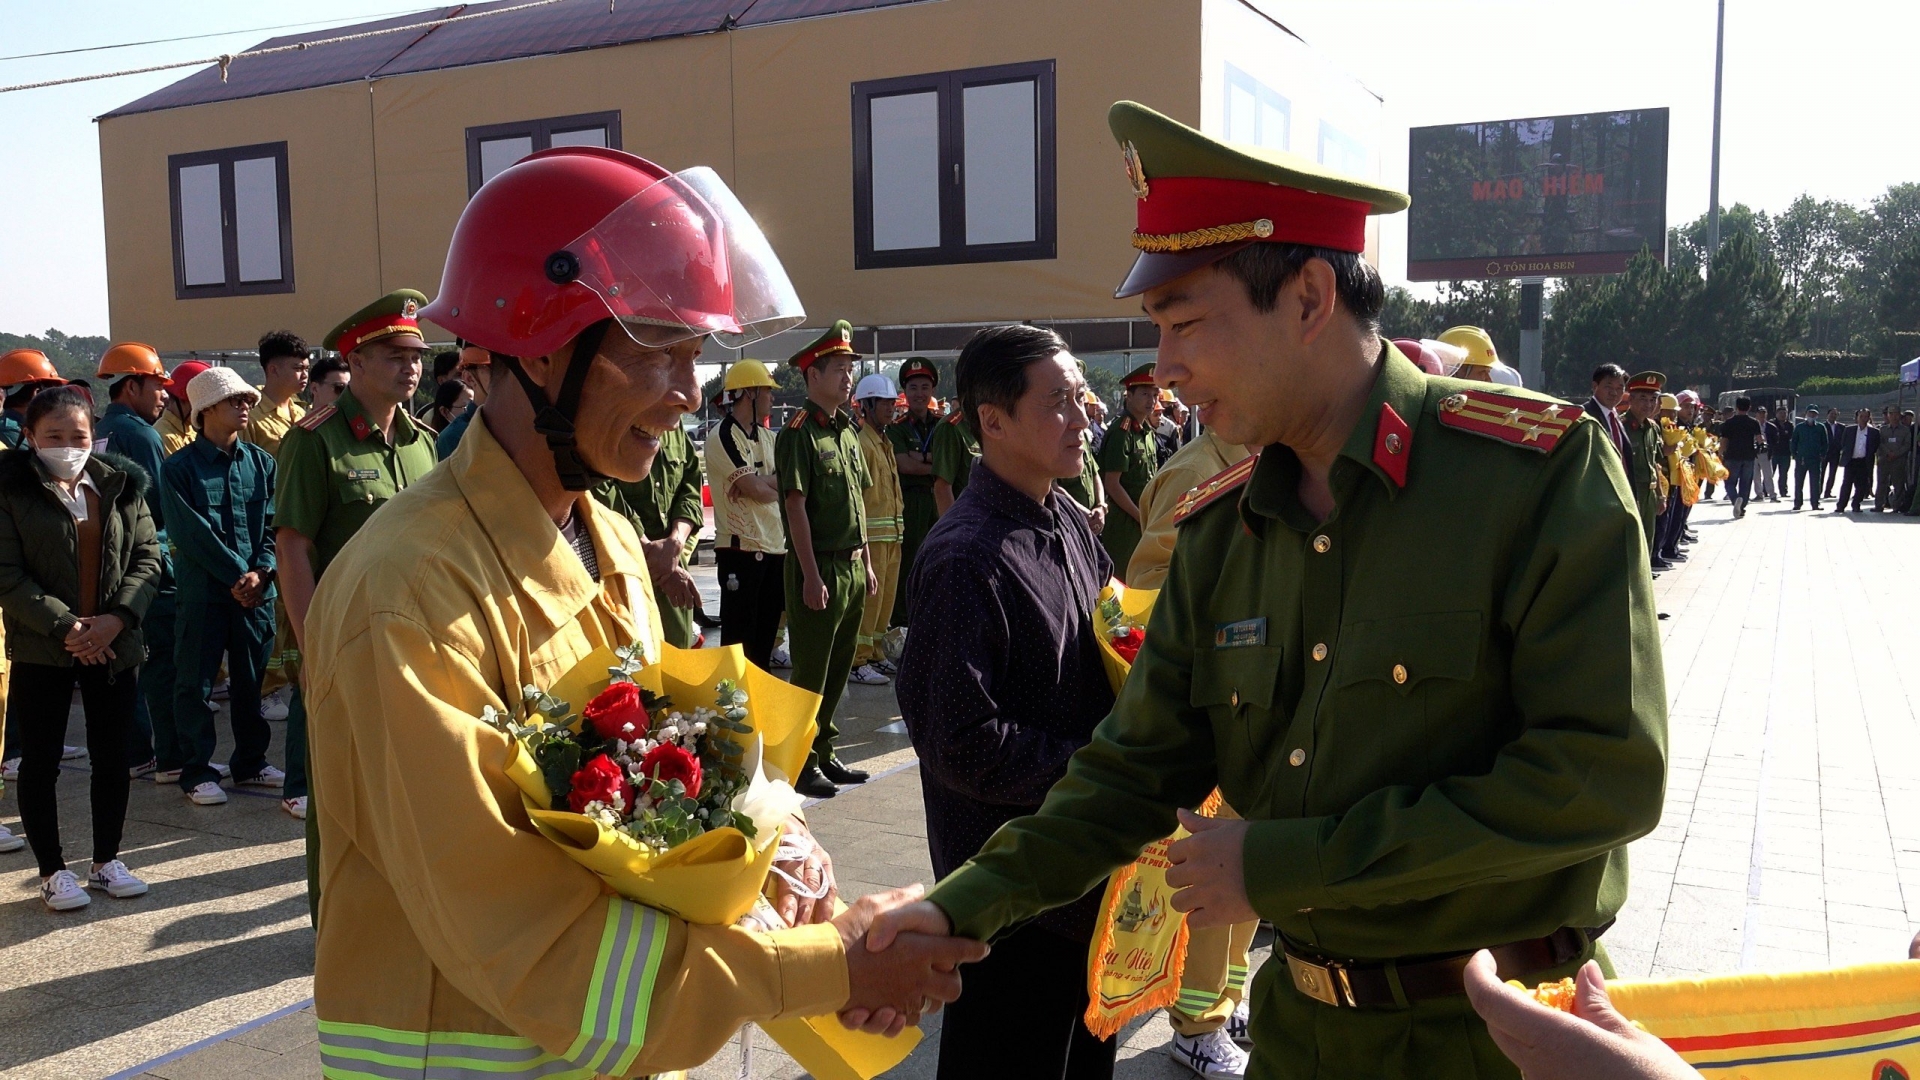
[1132,218,1274,253]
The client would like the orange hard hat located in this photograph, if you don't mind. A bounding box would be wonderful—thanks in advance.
[0,349,62,388]
[97,342,167,380]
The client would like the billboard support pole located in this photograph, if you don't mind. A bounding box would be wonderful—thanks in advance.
[1706,0,1726,275]
[1519,277,1545,389]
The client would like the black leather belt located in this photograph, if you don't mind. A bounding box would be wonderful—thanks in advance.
[1280,924,1604,1008]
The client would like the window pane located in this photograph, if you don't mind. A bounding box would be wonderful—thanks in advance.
[479,135,534,186]
[233,156,283,283]
[1258,98,1288,150]
[869,91,942,251]
[1226,82,1256,145]
[177,163,226,287]
[962,80,1037,246]
[550,126,607,148]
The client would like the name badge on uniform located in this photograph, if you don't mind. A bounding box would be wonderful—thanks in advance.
[820,449,839,464]
[1214,617,1267,649]
[347,469,380,481]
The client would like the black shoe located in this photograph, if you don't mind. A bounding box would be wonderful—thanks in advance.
[692,606,721,629]
[819,757,870,785]
[1664,551,1687,562]
[796,766,838,799]
[1650,557,1673,571]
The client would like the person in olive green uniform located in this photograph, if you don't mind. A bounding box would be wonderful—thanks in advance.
[1097,364,1161,580]
[601,423,704,648]
[1623,372,1666,565]
[885,357,941,627]
[930,409,979,513]
[866,102,1667,1080]
[277,290,437,909]
[775,321,877,799]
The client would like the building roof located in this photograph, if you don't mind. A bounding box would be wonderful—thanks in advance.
[103,0,932,118]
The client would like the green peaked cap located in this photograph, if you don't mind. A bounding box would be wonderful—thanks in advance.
[324,288,431,354]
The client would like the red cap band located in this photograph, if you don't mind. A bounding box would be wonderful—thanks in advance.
[1136,177,1369,253]
[337,315,422,357]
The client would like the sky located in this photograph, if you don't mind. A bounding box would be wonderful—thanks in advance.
[3,0,1919,337]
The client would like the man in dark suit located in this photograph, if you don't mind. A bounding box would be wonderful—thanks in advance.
[1823,407,1846,498]
[1582,363,1631,465]
[1833,408,1881,513]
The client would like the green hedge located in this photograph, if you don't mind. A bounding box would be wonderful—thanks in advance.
[1798,373,1900,395]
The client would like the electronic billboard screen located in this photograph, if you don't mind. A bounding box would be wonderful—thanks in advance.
[1406,108,1668,280]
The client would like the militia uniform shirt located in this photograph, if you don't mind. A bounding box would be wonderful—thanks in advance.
[775,401,870,553]
[928,345,1668,967]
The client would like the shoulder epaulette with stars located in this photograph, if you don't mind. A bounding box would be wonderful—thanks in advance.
[296,405,336,432]
[1435,390,1583,453]
[947,412,964,425]
[1172,455,1258,526]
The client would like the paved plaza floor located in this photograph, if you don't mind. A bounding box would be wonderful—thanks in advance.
[1,495,1916,1078]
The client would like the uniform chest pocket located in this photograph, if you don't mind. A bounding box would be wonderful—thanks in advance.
[338,476,397,507]
[1332,611,1483,694]
[199,481,226,510]
[1191,645,1282,711]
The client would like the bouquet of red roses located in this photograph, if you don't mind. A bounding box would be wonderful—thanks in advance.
[1093,580,1157,690]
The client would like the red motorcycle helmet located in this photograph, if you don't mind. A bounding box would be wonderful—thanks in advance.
[423,146,798,360]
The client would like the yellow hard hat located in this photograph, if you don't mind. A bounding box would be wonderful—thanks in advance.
[1658,392,1679,411]
[1158,388,1176,403]
[1437,326,1498,368]
[723,359,777,392]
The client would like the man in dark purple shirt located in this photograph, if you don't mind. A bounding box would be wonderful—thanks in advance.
[897,324,1118,1080]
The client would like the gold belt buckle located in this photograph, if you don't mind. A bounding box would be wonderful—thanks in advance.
[1285,952,1356,1007]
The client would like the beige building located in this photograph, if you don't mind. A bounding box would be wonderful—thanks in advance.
[99,0,1383,364]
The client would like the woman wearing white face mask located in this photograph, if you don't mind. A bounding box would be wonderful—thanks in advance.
[0,386,162,910]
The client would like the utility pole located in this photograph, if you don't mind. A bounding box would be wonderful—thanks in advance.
[1706,0,1725,275]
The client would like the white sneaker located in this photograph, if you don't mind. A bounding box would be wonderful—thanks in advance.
[41,869,90,911]
[1,758,17,781]
[872,658,898,676]
[152,768,183,784]
[282,796,307,820]
[60,745,86,761]
[209,680,230,702]
[0,824,23,853]
[188,781,228,806]
[237,765,286,789]
[213,762,232,779]
[88,859,148,898]
[261,688,290,721]
[1226,999,1250,1045]
[1170,1028,1248,1078]
[769,645,791,669]
[129,758,158,780]
[849,664,890,686]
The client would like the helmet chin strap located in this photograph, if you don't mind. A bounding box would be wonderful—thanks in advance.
[503,318,613,492]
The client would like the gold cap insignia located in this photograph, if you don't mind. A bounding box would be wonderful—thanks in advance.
[401,299,419,318]
[1441,393,1468,414]
[1122,141,1149,201]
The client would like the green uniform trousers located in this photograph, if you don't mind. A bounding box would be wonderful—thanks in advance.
[1248,939,1606,1080]
[892,487,937,626]
[656,596,696,650]
[784,549,864,766]
[1102,506,1144,583]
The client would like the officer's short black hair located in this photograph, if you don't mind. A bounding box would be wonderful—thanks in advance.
[309,355,350,385]
[1735,396,1752,412]
[433,349,461,382]
[1592,363,1627,384]
[956,324,1069,435]
[258,330,309,369]
[1212,243,1386,333]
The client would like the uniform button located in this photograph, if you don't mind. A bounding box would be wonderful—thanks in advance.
[1392,663,1408,684]
[1230,690,1240,707]
[1311,643,1328,662]
[1312,535,1331,554]
[1289,748,1306,767]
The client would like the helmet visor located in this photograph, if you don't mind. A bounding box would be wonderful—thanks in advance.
[565,166,805,351]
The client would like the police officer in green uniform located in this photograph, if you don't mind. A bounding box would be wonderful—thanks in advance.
[1097,364,1162,579]
[1623,372,1667,567]
[600,422,705,648]
[930,407,979,513]
[277,289,438,914]
[885,357,941,626]
[865,103,1668,1080]
[775,321,877,799]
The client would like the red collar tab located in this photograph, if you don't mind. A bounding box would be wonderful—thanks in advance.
[1134,176,1370,254]
[1437,390,1584,454]
[1171,455,1259,526]
[1373,403,1412,487]
[348,415,373,440]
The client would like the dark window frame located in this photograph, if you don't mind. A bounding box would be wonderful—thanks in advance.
[465,110,623,195]
[167,141,295,300]
[852,60,1057,269]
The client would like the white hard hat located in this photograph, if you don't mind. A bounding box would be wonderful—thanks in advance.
[855,373,897,401]
[1487,360,1524,387]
